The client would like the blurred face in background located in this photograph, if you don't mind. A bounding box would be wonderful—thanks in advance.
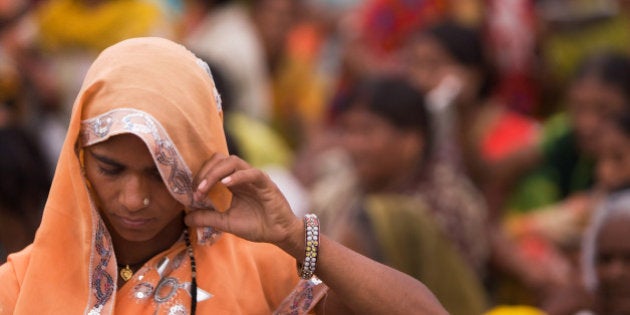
[405,35,482,106]
[338,105,424,193]
[567,77,626,156]
[406,35,456,93]
[596,123,630,191]
[252,0,297,66]
[596,214,630,314]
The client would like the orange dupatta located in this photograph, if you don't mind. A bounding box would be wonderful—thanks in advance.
[0,37,324,314]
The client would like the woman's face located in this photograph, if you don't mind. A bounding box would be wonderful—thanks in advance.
[253,0,296,62]
[405,35,481,105]
[338,106,422,192]
[406,36,456,93]
[596,215,630,314]
[84,134,183,242]
[567,77,626,156]
[596,125,630,191]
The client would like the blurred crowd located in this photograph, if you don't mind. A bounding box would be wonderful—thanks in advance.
[1,0,630,313]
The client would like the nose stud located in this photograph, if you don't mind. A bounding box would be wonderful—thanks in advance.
[143,197,150,207]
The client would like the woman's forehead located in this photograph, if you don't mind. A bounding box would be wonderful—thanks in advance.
[88,134,154,167]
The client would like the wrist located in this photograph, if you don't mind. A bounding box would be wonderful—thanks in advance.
[276,214,321,279]
[277,215,305,259]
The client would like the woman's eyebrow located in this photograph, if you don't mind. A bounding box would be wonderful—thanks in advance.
[89,150,123,168]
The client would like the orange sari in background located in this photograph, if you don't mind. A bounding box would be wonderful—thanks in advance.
[0,37,324,314]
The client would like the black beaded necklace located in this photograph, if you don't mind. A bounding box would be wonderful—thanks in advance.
[117,229,197,314]
[184,229,197,315]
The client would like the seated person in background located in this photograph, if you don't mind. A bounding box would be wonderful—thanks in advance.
[507,110,630,312]
[403,20,567,305]
[545,189,630,315]
[0,127,50,263]
[489,189,630,314]
[317,75,489,315]
[580,189,630,314]
[492,51,630,305]
[504,50,630,268]
[508,51,630,213]
[0,37,447,314]
[403,20,541,222]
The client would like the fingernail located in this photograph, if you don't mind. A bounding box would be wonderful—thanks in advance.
[221,176,232,184]
[197,179,208,191]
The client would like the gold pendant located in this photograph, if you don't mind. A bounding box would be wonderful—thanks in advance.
[120,265,133,281]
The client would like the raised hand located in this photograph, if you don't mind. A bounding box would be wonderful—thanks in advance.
[185,153,302,248]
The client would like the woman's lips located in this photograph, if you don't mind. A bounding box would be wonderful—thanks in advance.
[118,216,152,228]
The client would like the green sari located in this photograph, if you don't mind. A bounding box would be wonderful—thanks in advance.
[365,194,488,315]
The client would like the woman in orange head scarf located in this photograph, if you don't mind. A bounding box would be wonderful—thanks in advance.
[0,37,447,314]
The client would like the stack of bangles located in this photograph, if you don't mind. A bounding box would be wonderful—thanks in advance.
[298,213,320,279]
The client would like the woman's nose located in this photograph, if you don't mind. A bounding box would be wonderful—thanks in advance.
[119,174,149,211]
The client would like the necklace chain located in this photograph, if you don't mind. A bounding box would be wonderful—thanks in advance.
[184,229,197,315]
[118,229,197,300]
[117,231,195,281]
[117,229,197,314]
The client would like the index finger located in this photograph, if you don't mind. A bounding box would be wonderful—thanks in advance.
[193,154,250,202]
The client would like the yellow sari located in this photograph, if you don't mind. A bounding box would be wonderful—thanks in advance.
[37,0,166,51]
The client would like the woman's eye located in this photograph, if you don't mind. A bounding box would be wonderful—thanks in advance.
[149,169,162,181]
[597,253,613,265]
[98,166,122,176]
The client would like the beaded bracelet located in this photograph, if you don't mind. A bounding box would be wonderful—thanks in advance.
[297,213,320,279]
